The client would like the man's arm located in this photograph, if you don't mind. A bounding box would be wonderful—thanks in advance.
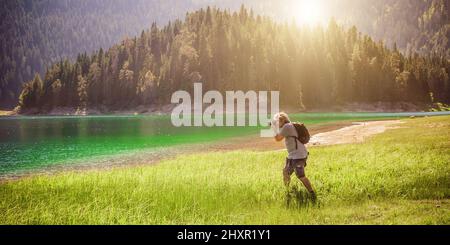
[274,134,284,142]
[274,124,286,142]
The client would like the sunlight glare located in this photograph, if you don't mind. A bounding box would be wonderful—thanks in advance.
[293,0,325,26]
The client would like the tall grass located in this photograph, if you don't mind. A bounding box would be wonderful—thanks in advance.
[1,116,449,224]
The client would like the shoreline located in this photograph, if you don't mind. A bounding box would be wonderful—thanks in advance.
[2,110,450,119]
[0,119,401,183]
[2,101,448,117]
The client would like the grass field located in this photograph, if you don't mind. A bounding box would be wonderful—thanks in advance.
[0,116,449,224]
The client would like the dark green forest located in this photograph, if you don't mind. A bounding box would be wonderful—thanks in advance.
[0,0,213,107]
[1,0,449,110]
[323,0,450,58]
[17,6,450,113]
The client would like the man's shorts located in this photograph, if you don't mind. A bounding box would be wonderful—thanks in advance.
[284,158,307,178]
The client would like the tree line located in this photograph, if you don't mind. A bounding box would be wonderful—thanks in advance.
[0,0,208,108]
[2,0,449,109]
[17,6,450,113]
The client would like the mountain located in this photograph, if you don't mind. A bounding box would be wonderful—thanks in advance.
[1,0,449,109]
[16,6,449,114]
[0,0,211,108]
[337,0,449,57]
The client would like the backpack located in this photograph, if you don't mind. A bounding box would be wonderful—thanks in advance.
[292,122,310,145]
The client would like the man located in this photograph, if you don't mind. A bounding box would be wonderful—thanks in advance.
[273,112,316,197]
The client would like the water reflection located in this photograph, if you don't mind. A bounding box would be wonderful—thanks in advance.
[0,115,259,174]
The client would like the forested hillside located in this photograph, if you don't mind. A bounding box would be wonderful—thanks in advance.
[0,0,211,107]
[2,0,449,109]
[17,7,450,113]
[339,0,449,57]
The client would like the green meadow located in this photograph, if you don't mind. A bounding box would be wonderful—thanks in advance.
[1,116,449,224]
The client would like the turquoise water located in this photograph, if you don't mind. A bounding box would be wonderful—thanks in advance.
[0,112,448,175]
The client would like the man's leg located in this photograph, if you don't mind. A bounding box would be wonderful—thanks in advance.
[299,177,314,193]
[294,160,315,193]
[283,159,294,187]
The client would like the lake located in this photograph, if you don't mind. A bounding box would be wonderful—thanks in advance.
[1,112,448,176]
